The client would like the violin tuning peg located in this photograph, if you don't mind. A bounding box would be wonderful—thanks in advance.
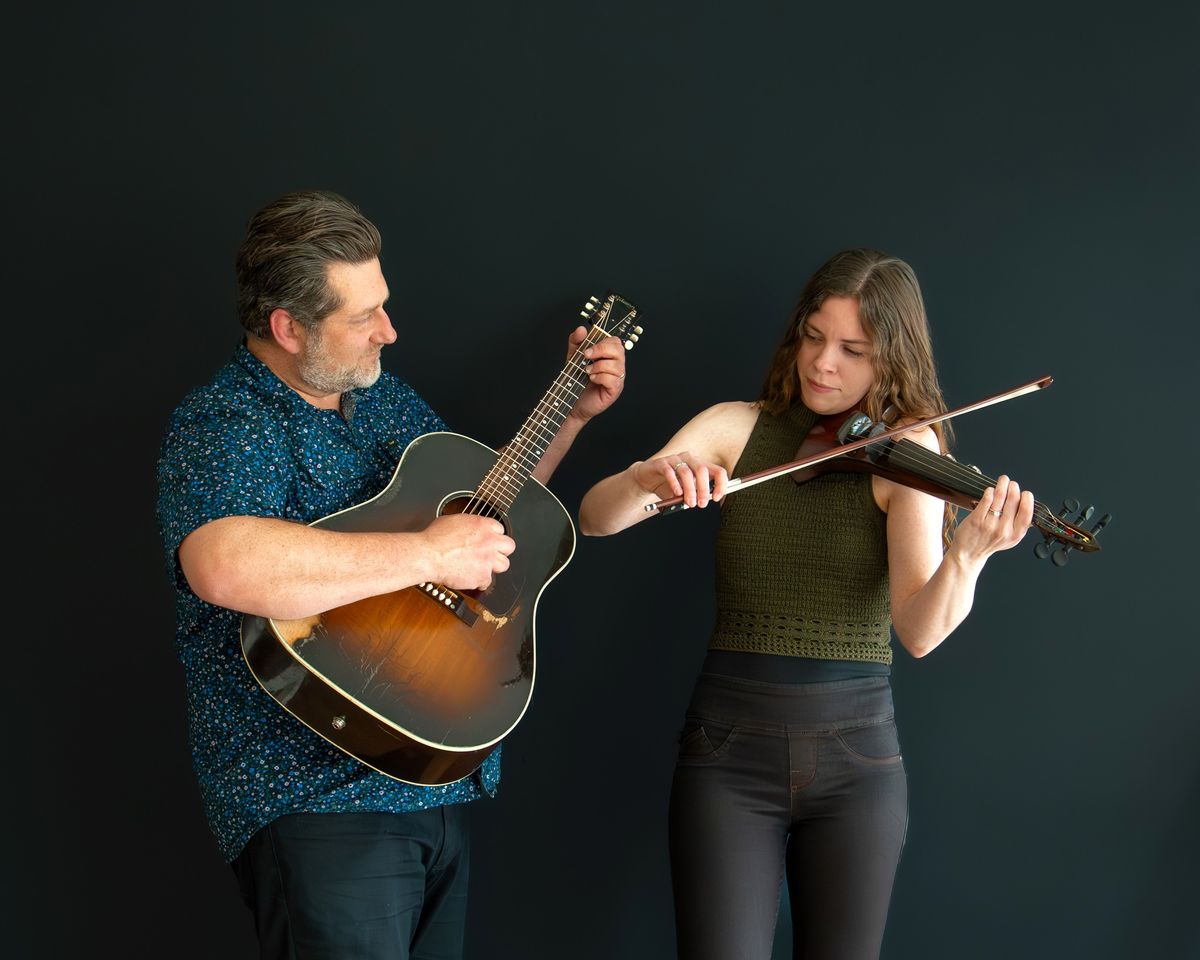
[1033,540,1051,560]
[1060,497,1080,515]
[1091,513,1113,535]
[1051,546,1071,567]
[1076,504,1094,523]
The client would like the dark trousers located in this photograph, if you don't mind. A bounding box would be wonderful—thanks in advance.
[232,806,470,960]
[669,674,908,960]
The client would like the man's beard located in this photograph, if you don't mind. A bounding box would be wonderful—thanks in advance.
[298,328,382,395]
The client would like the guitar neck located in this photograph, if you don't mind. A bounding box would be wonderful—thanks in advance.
[475,325,611,512]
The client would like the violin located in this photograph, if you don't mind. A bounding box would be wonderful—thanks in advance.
[645,376,1111,567]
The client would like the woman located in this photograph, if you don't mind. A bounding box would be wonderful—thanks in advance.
[578,248,1033,959]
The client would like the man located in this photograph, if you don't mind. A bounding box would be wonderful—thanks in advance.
[155,190,627,958]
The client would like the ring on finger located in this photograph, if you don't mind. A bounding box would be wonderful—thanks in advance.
[991,509,1002,517]
[673,462,687,470]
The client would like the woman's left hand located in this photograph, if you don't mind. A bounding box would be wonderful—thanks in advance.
[950,475,1035,565]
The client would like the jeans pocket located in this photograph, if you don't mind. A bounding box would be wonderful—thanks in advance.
[836,717,903,764]
[676,717,737,763]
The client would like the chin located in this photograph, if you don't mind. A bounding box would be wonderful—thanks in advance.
[356,360,383,389]
[799,388,844,416]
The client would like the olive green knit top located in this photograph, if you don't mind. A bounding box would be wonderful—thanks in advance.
[709,403,893,664]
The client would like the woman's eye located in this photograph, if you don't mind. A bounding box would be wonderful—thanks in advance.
[845,347,864,358]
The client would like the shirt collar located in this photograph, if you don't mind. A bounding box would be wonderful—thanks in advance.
[232,340,373,419]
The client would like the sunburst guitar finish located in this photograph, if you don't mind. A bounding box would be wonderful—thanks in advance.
[240,292,643,785]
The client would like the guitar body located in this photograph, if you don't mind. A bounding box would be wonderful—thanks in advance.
[241,431,576,786]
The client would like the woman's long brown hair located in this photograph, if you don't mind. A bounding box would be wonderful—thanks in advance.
[759,248,958,547]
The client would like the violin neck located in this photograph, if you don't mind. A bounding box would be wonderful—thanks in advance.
[871,437,1055,527]
[868,438,990,508]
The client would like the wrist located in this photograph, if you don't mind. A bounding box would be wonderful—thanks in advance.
[410,530,441,585]
[627,460,646,491]
[943,542,985,582]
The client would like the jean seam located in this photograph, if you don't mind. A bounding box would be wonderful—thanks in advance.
[677,725,741,763]
[834,726,904,765]
[264,821,300,960]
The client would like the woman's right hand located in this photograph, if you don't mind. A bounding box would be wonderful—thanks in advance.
[632,453,729,509]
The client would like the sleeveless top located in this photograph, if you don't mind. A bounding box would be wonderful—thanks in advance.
[708,402,894,665]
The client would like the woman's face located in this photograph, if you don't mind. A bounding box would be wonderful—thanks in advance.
[794,294,876,416]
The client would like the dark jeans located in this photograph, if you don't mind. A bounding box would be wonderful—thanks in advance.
[669,674,908,960]
[232,807,470,960]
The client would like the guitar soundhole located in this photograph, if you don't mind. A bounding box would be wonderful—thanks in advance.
[436,494,515,607]
[438,493,510,535]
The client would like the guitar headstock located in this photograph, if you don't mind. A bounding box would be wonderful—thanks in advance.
[1033,497,1112,566]
[581,291,642,351]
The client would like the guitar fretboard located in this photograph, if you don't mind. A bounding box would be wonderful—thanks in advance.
[472,324,614,513]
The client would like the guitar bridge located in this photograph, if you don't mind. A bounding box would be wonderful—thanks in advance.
[416,582,480,627]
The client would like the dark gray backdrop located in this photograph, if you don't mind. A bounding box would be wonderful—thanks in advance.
[13,2,1198,958]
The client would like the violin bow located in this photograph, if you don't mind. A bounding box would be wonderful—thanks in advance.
[645,375,1053,515]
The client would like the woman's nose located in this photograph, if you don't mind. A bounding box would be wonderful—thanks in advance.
[815,344,837,370]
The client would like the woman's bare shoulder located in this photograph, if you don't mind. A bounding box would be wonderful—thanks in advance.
[693,399,761,427]
[890,417,942,453]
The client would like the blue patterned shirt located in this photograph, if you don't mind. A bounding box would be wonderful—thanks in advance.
[156,344,500,862]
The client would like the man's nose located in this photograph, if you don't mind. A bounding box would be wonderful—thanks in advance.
[374,307,397,344]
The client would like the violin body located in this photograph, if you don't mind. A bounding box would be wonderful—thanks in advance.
[790,411,1108,564]
[790,414,977,512]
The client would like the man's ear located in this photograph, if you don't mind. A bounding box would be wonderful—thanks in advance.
[267,308,306,355]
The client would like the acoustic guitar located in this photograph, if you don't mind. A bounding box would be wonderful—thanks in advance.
[241,292,642,785]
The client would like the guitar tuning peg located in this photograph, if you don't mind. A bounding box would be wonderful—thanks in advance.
[1051,546,1071,567]
[589,296,600,304]
[629,332,639,342]
[633,325,643,334]
[583,302,596,312]
[623,339,634,350]
[579,311,590,319]
[1091,513,1113,535]
[1060,497,1080,515]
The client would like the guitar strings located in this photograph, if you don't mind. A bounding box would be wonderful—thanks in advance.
[462,321,609,518]
[466,326,599,514]
[464,342,583,516]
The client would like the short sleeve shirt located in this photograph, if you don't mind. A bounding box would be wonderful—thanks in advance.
[155,344,500,862]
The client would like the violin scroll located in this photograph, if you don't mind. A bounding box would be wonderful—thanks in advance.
[1032,499,1112,566]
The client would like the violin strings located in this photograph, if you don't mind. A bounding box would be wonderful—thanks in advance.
[868,438,1059,527]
